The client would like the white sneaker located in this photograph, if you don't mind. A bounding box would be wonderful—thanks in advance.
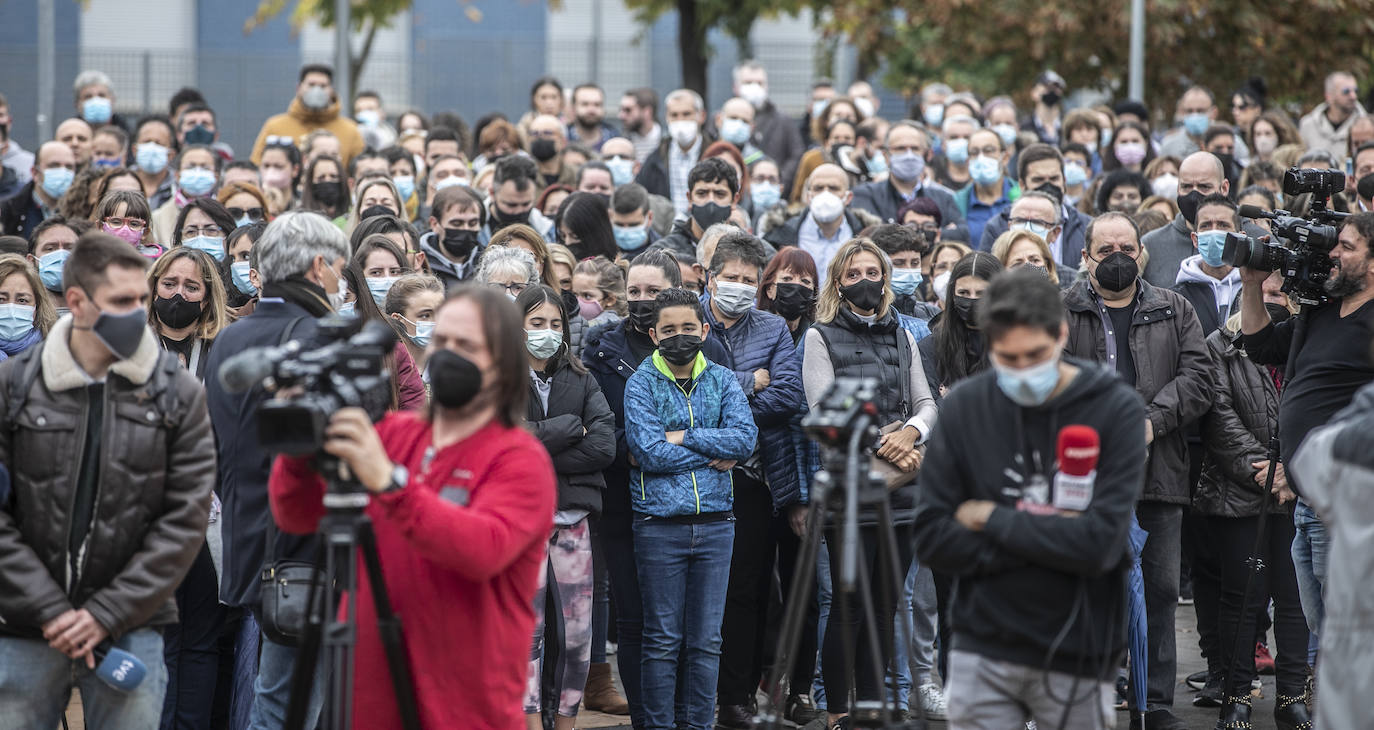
[917,683,947,720]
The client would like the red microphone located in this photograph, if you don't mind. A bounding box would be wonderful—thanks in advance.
[1053,425,1100,511]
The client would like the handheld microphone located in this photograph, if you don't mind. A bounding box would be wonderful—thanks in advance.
[1053,425,1099,512]
[93,641,147,692]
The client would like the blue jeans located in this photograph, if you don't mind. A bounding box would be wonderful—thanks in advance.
[888,559,939,709]
[814,541,831,709]
[0,627,167,729]
[247,618,326,730]
[634,517,734,730]
[1291,498,1328,651]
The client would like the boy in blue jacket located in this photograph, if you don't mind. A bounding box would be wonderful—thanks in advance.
[624,287,758,730]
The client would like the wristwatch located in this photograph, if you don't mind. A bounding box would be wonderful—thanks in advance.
[380,463,409,495]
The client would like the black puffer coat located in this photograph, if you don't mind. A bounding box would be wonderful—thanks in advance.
[1194,328,1286,517]
[525,355,617,516]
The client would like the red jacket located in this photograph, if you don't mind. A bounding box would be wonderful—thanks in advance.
[270,412,555,730]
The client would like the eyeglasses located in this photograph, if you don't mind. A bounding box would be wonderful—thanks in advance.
[489,281,528,295]
[227,207,266,222]
[1009,217,1055,228]
[904,222,939,233]
[103,217,147,231]
[181,225,225,239]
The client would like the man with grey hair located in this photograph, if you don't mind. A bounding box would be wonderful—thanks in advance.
[732,60,804,183]
[636,89,714,216]
[918,82,953,128]
[73,69,130,133]
[1301,71,1368,162]
[204,210,351,730]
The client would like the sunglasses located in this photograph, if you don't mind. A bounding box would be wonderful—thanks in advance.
[227,207,266,222]
[264,135,296,148]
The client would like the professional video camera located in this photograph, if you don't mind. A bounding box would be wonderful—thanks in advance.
[803,376,882,451]
[218,315,397,457]
[1221,166,1351,306]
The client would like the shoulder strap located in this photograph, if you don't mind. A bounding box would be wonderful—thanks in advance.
[895,326,913,420]
[279,316,308,347]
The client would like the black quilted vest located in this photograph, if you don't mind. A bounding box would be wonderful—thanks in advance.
[813,307,910,426]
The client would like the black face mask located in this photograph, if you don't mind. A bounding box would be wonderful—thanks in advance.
[530,138,559,162]
[154,293,204,330]
[656,333,703,366]
[360,204,394,221]
[1178,189,1205,226]
[771,282,815,320]
[1265,302,1293,324]
[1357,172,1374,202]
[690,202,732,230]
[184,124,215,146]
[311,181,345,209]
[1034,182,1064,208]
[840,278,885,312]
[1041,89,1062,107]
[440,227,479,261]
[491,206,530,229]
[429,349,483,410]
[951,295,979,327]
[1093,252,1139,293]
[628,299,657,332]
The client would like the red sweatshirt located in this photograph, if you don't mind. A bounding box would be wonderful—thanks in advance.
[270,412,555,730]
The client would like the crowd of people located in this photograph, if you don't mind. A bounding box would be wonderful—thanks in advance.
[1,57,1373,730]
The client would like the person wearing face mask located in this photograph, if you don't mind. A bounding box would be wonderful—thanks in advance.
[870,223,940,321]
[1142,151,1265,289]
[802,238,938,730]
[513,284,616,730]
[977,145,1094,269]
[581,252,729,724]
[482,155,557,244]
[130,116,178,210]
[852,122,969,243]
[384,273,444,378]
[635,89,715,217]
[27,216,83,318]
[0,232,215,728]
[0,94,36,196]
[656,157,739,260]
[250,64,364,168]
[1159,86,1253,165]
[933,114,978,191]
[1172,195,1244,337]
[268,284,558,729]
[764,163,879,275]
[733,62,804,182]
[1064,212,1213,730]
[694,234,806,728]
[609,183,660,260]
[0,253,58,361]
[150,145,221,248]
[621,287,757,730]
[571,255,627,331]
[201,212,352,730]
[714,97,764,166]
[954,128,1020,248]
[913,268,1147,730]
[918,251,1003,408]
[418,185,488,289]
[1,141,76,241]
[1020,70,1067,145]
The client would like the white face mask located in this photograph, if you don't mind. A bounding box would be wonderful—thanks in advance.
[325,263,349,310]
[809,191,845,224]
[669,120,700,147]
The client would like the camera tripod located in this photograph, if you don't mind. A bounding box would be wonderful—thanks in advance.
[758,414,925,730]
[284,466,420,730]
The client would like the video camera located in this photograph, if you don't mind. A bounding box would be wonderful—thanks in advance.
[1221,167,1350,306]
[218,315,397,457]
[803,377,881,451]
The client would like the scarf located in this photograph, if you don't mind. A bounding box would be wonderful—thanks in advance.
[262,275,332,317]
[0,327,42,361]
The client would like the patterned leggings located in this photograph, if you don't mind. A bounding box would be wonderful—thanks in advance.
[523,519,595,717]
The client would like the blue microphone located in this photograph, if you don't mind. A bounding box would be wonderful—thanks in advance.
[93,641,147,692]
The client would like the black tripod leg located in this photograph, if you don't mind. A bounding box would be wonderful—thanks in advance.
[875,495,922,728]
[850,520,897,724]
[284,541,328,730]
[762,498,828,729]
[356,521,422,730]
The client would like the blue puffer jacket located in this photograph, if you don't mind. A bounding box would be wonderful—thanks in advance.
[625,351,758,518]
[701,294,807,511]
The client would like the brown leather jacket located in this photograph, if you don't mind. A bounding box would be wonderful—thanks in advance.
[0,318,215,639]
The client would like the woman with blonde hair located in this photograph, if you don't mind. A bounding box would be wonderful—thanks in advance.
[990,228,1071,287]
[0,253,58,360]
[802,238,937,730]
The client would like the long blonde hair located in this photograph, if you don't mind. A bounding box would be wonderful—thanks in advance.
[0,253,58,336]
[815,237,894,324]
[146,247,229,341]
[991,229,1059,285]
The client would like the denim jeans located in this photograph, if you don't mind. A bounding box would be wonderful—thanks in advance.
[0,627,167,729]
[888,559,939,709]
[634,517,734,730]
[1136,502,1182,711]
[247,616,327,730]
[814,539,831,709]
[1291,498,1328,647]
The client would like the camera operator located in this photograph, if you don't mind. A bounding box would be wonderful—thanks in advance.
[913,268,1147,729]
[203,210,351,729]
[268,285,557,729]
[1238,210,1374,652]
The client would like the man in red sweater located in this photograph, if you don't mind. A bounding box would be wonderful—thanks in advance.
[269,285,556,729]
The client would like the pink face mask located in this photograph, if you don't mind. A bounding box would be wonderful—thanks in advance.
[262,167,291,190]
[578,298,603,320]
[102,223,143,247]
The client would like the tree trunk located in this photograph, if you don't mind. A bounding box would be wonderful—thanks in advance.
[349,20,380,104]
[678,0,707,99]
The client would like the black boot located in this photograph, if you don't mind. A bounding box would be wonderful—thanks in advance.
[1214,695,1252,730]
[1274,692,1313,730]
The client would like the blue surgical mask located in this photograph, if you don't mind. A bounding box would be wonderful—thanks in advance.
[38,249,69,291]
[230,260,257,295]
[1196,230,1229,268]
[923,104,944,128]
[866,150,888,175]
[0,303,35,341]
[337,300,356,316]
[183,235,225,260]
[356,109,380,127]
[399,315,433,346]
[1099,128,1113,148]
[178,167,217,197]
[1183,112,1210,138]
[993,351,1062,407]
[720,118,751,147]
[606,156,635,187]
[1064,161,1088,187]
[752,181,781,210]
[891,268,924,296]
[40,167,74,199]
[889,152,926,183]
[944,138,969,165]
[366,276,399,307]
[969,155,1002,186]
[136,142,169,175]
[393,175,415,201]
[1011,220,1053,240]
[234,215,253,229]
[613,223,648,251]
[434,176,468,191]
[526,328,563,359]
[812,100,830,119]
[82,96,112,124]
[93,158,120,170]
[992,124,1019,148]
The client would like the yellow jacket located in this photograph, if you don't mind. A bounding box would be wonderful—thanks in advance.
[250,96,365,167]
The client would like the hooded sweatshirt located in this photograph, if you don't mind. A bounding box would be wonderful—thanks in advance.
[1174,254,1242,328]
[912,357,1146,677]
[249,96,365,167]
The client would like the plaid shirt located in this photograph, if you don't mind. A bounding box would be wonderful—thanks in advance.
[669,135,703,217]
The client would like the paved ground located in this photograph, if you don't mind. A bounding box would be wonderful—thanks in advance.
[60,604,1297,729]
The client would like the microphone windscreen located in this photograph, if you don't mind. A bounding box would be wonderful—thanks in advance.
[1057,425,1100,477]
[95,645,147,692]
[1238,204,1269,220]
